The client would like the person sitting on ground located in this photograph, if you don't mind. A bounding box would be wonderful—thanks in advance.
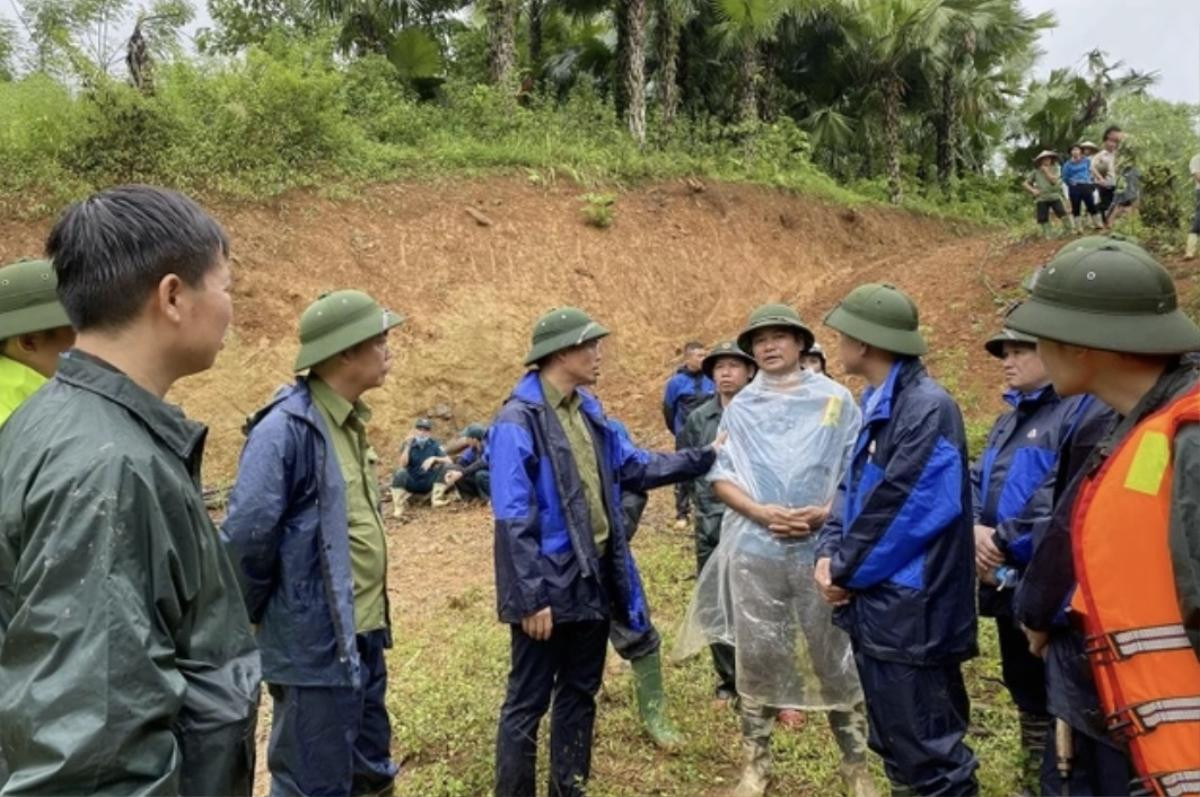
[1025,151,1071,238]
[1062,144,1102,232]
[802,341,827,375]
[390,417,446,517]
[433,423,491,505]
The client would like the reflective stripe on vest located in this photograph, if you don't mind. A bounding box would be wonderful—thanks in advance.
[1070,384,1200,796]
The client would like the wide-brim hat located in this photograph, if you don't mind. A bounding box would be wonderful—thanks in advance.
[1077,141,1100,154]
[1006,245,1200,355]
[294,290,404,372]
[823,283,927,356]
[736,303,815,355]
[984,328,1038,358]
[702,339,756,379]
[1022,234,1156,292]
[0,259,72,339]
[524,307,609,366]
[1033,150,1059,165]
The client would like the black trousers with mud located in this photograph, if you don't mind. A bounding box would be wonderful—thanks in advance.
[495,620,610,797]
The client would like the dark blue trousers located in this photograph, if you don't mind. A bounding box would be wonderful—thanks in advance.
[1040,724,1135,796]
[267,630,397,797]
[855,652,980,796]
[495,620,609,797]
[995,615,1048,715]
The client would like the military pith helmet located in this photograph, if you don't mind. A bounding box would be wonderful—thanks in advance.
[415,418,433,430]
[702,339,756,379]
[1022,234,1156,292]
[294,290,404,372]
[1033,150,1059,165]
[0,259,71,340]
[736,303,815,354]
[823,283,927,356]
[1077,140,1099,154]
[1006,245,1200,355]
[524,307,609,367]
[462,423,486,440]
[807,341,827,367]
[984,328,1037,359]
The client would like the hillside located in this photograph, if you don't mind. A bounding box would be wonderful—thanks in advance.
[0,177,1113,480]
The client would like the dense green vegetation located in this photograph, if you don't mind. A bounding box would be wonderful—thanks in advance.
[1,0,1198,233]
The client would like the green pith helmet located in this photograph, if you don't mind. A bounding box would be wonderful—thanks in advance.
[736,303,815,354]
[823,283,927,356]
[701,339,756,379]
[1021,234,1155,292]
[524,307,609,367]
[0,259,71,340]
[462,423,486,440]
[984,328,1038,359]
[294,289,404,372]
[1006,245,1200,355]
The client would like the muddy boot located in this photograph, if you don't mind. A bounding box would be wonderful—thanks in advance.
[1017,710,1050,796]
[390,488,410,519]
[839,762,879,797]
[430,482,452,508]
[631,651,683,751]
[732,738,770,797]
[1186,233,1198,261]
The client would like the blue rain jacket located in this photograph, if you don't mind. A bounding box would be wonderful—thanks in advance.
[490,372,715,628]
[818,359,977,665]
[662,367,715,436]
[221,379,371,689]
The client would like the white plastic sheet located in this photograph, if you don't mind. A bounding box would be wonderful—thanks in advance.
[673,368,864,710]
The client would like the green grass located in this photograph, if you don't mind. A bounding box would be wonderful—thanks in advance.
[383,510,1023,796]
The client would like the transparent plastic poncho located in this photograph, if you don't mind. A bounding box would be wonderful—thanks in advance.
[673,368,865,710]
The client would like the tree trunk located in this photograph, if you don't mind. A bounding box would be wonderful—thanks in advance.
[126,22,153,95]
[736,38,759,126]
[618,0,647,145]
[883,73,903,204]
[529,0,544,79]
[486,0,518,87]
[935,67,956,189]
[653,0,680,129]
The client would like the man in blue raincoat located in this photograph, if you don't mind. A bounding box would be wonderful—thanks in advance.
[491,307,718,797]
[816,283,980,797]
[971,328,1101,794]
[662,340,714,527]
[222,289,405,797]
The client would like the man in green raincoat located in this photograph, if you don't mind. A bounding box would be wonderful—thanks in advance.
[0,185,259,796]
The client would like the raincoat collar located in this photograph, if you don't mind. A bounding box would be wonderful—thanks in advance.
[55,349,206,462]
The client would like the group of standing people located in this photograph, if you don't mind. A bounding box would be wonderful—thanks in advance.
[1024,126,1136,237]
[0,182,1197,797]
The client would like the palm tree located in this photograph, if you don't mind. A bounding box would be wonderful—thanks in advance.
[485,0,518,85]
[839,0,946,203]
[711,0,797,125]
[614,0,648,143]
[651,0,689,128]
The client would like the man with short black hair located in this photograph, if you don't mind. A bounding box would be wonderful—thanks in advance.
[663,340,714,527]
[223,289,404,797]
[0,259,75,427]
[0,185,259,795]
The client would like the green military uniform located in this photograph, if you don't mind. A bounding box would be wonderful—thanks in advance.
[0,259,71,428]
[0,350,259,795]
[309,376,389,633]
[541,375,610,553]
[680,339,757,701]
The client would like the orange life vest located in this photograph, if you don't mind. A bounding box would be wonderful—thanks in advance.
[1070,384,1200,797]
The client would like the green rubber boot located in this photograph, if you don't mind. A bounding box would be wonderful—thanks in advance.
[631,650,684,751]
